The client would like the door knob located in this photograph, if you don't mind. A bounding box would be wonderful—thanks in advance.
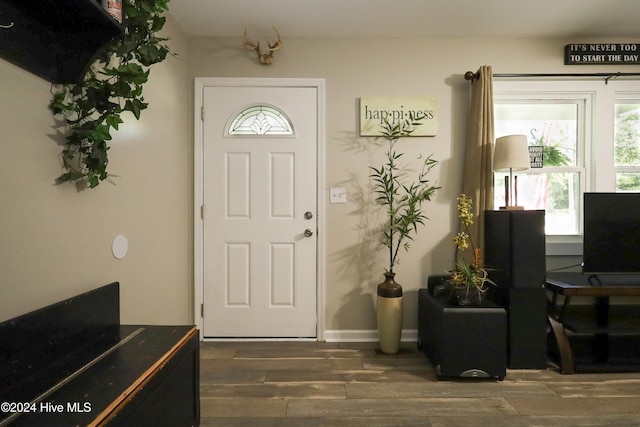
[304,229,313,237]
[304,211,313,220]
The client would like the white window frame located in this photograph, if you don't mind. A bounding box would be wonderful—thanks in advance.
[614,92,640,184]
[494,79,640,256]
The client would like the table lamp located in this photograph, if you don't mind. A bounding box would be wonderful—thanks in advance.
[493,134,530,210]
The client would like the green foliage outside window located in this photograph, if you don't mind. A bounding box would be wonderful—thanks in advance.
[615,106,640,191]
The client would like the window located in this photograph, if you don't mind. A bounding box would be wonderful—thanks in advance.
[227,104,294,136]
[494,99,584,236]
[615,98,640,190]
[493,80,640,254]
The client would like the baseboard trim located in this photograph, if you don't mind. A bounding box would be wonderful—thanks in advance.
[324,329,418,342]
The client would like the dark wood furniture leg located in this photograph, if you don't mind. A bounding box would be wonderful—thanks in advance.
[548,315,575,374]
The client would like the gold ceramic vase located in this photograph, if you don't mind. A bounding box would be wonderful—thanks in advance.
[376,273,403,354]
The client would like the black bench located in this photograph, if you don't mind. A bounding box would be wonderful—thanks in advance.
[0,282,200,426]
[417,281,507,381]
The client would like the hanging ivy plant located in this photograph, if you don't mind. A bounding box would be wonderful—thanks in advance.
[50,0,172,188]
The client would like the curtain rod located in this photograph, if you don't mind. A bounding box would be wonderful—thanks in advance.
[464,71,640,83]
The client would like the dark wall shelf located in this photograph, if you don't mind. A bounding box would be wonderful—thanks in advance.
[0,0,123,84]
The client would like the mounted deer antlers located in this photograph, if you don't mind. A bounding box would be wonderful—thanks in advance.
[243,27,282,65]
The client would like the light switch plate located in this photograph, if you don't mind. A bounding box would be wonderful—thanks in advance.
[330,187,347,204]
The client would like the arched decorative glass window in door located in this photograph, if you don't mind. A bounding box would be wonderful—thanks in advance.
[227,104,294,135]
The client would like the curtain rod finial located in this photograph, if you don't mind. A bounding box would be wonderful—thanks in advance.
[464,71,477,81]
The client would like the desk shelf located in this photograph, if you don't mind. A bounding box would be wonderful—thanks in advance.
[559,305,640,334]
[546,272,640,374]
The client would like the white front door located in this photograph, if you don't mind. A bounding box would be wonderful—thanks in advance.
[201,84,318,338]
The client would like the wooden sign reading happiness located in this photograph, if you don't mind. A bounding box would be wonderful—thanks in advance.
[360,96,438,137]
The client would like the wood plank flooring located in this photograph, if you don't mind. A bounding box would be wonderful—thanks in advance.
[199,341,640,426]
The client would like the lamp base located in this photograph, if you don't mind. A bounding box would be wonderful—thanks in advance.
[499,206,525,210]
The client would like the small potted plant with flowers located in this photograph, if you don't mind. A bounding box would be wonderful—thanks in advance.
[448,193,495,306]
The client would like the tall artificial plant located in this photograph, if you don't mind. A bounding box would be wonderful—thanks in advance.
[369,116,440,275]
[49,0,172,188]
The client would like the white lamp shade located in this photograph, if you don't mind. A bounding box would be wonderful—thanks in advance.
[493,134,530,171]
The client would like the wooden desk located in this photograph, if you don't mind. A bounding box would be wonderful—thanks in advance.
[546,272,640,374]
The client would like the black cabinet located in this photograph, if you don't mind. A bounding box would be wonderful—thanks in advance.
[418,289,507,380]
[484,209,546,289]
[0,283,200,426]
[485,210,548,369]
[103,329,200,427]
[0,0,122,83]
[492,287,548,369]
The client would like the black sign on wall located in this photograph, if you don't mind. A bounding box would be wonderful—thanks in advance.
[565,44,640,65]
[529,146,543,168]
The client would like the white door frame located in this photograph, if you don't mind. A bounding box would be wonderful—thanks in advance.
[193,77,326,341]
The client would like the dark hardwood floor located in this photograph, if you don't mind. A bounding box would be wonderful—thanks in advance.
[199,341,640,426]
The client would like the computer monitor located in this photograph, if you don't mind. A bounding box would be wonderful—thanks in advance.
[583,192,640,274]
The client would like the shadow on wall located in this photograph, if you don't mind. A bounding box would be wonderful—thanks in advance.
[330,130,385,330]
[420,154,460,277]
[190,37,247,65]
[330,126,454,330]
[333,74,473,330]
[414,73,473,291]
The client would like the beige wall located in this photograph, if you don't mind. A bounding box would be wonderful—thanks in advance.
[0,15,191,325]
[2,16,640,336]
[188,36,640,335]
